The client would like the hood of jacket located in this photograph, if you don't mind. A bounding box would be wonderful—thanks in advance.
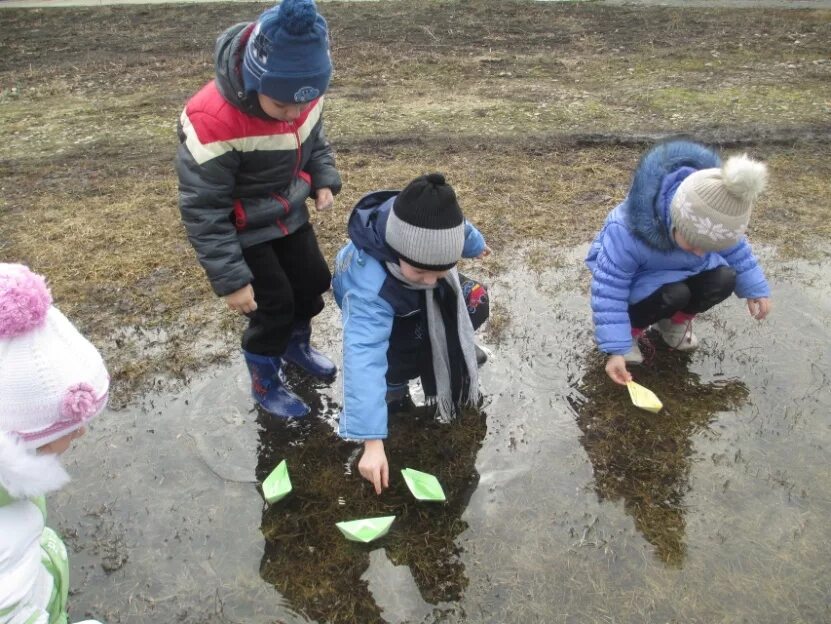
[214,22,273,121]
[623,140,721,251]
[346,190,402,264]
[0,433,69,502]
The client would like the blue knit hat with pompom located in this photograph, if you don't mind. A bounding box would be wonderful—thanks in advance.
[242,0,332,104]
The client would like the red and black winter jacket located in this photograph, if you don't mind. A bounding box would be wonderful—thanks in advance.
[175,22,341,297]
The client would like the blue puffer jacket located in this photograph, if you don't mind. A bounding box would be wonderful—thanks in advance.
[585,141,770,355]
[333,191,486,440]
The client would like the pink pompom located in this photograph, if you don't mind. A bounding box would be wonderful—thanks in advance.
[60,383,100,420]
[0,263,52,339]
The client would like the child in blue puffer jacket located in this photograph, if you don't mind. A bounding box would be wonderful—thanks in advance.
[333,173,490,494]
[586,140,772,385]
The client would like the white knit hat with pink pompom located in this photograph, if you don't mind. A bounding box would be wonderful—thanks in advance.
[0,263,109,449]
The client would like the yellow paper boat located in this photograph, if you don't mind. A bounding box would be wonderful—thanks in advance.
[627,381,663,413]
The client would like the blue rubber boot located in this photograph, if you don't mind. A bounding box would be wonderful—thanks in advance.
[283,322,337,381]
[243,351,310,418]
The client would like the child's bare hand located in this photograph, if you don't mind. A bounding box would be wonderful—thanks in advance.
[225,284,257,315]
[476,245,492,260]
[605,355,632,386]
[315,187,334,211]
[359,439,389,495]
[747,297,771,320]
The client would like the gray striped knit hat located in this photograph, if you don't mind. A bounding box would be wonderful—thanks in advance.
[386,173,465,271]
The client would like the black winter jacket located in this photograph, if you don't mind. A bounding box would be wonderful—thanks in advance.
[175,22,342,296]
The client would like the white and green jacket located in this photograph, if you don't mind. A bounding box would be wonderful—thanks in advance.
[0,435,101,624]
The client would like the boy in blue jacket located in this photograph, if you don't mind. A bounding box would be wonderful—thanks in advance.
[586,140,772,385]
[333,173,490,494]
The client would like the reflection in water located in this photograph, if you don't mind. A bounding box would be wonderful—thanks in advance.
[569,341,749,567]
[255,380,487,624]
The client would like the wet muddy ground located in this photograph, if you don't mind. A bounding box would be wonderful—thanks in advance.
[3,0,829,621]
[54,246,831,624]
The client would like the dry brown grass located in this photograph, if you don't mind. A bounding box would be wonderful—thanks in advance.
[1,1,829,402]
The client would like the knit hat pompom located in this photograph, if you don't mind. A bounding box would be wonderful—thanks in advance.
[722,154,768,202]
[386,172,466,271]
[424,172,446,186]
[0,263,52,339]
[270,0,317,35]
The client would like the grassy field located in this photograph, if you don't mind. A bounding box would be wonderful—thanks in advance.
[1,0,829,403]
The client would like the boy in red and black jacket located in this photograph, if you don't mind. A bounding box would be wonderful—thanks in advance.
[176,0,341,418]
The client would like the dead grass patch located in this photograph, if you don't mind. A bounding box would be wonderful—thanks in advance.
[1,0,829,402]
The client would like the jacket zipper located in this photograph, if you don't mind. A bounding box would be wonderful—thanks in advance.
[233,199,247,230]
[292,125,302,178]
[272,193,291,235]
[266,117,304,236]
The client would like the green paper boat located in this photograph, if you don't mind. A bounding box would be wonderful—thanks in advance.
[262,459,292,503]
[401,467,447,502]
[336,516,396,543]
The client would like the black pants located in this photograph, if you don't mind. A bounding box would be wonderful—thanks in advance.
[241,223,331,356]
[628,266,736,330]
[386,275,489,386]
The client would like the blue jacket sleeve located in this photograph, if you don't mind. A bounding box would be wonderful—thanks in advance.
[462,221,486,258]
[339,289,395,441]
[720,239,770,299]
[590,223,641,355]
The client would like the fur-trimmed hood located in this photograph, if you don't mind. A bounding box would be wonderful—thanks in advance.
[623,140,721,251]
[0,432,69,500]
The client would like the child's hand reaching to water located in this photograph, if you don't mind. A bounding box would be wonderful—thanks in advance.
[359,439,389,494]
[747,297,771,320]
[476,246,492,260]
[605,355,633,386]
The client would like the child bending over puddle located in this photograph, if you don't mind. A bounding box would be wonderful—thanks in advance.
[0,263,109,624]
[586,140,772,385]
[333,173,490,494]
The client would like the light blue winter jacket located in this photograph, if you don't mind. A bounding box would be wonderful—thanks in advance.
[333,192,486,440]
[585,141,770,355]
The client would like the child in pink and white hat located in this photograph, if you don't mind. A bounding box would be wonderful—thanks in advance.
[0,263,108,624]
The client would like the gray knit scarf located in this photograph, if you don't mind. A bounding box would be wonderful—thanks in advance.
[386,262,480,421]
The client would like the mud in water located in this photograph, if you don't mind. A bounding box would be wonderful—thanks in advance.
[54,247,831,624]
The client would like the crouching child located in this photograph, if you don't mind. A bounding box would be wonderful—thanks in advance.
[585,140,772,385]
[333,173,490,494]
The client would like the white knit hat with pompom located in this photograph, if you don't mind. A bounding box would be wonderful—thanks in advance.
[0,263,109,449]
[669,153,768,252]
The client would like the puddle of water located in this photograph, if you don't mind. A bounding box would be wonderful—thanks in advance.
[54,249,831,624]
